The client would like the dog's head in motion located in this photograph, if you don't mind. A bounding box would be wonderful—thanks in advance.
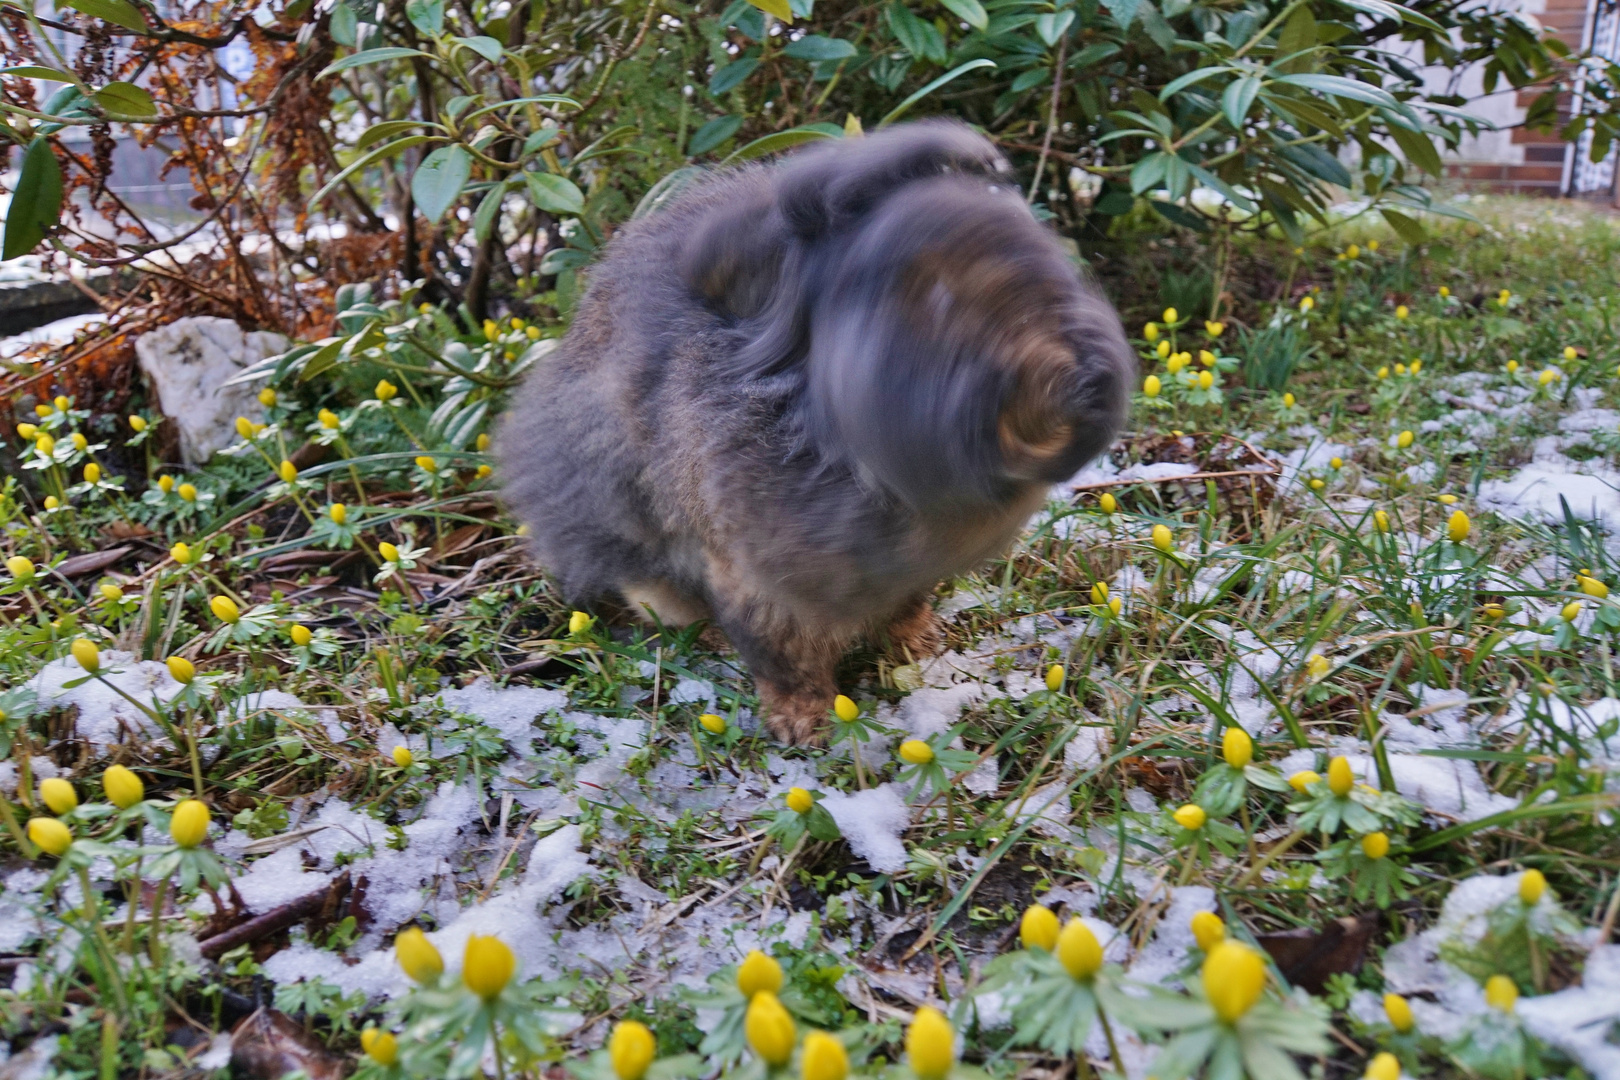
[682,120,1135,513]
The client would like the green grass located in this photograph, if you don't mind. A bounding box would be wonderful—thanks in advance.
[1,198,1618,1080]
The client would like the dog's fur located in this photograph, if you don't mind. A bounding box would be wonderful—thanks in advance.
[497,121,1134,743]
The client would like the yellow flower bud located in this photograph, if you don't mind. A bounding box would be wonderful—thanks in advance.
[210,595,241,624]
[738,949,783,998]
[1143,323,1159,341]
[129,415,147,433]
[1151,523,1173,552]
[1156,340,1170,358]
[800,1030,847,1080]
[1020,904,1060,951]
[1089,581,1109,605]
[375,379,398,402]
[484,320,500,341]
[1484,974,1518,1012]
[1395,305,1409,320]
[291,624,313,646]
[1447,510,1470,543]
[1300,296,1315,312]
[1057,918,1104,980]
[569,611,592,635]
[6,556,35,580]
[906,1006,955,1080]
[1580,576,1609,598]
[1190,911,1225,952]
[1309,478,1325,492]
[1409,359,1422,375]
[462,934,516,1000]
[1044,664,1064,692]
[40,777,77,815]
[1173,803,1206,831]
[1205,320,1224,337]
[378,541,400,563]
[319,408,340,429]
[71,433,87,451]
[235,416,255,440]
[277,459,297,484]
[83,462,101,484]
[166,656,195,684]
[1222,727,1252,769]
[99,582,124,603]
[27,817,72,856]
[1327,756,1354,796]
[70,638,100,674]
[1143,375,1161,398]
[527,326,541,340]
[157,474,175,494]
[1380,992,1416,1033]
[43,496,58,511]
[1377,366,1390,379]
[898,739,934,765]
[476,432,490,452]
[1361,832,1390,859]
[16,423,37,440]
[746,991,796,1067]
[1365,1051,1400,1080]
[1098,492,1117,515]
[1519,868,1546,904]
[476,464,493,479]
[415,455,438,473]
[35,434,55,456]
[1506,360,1520,374]
[103,765,144,809]
[1162,307,1178,324]
[170,799,210,848]
[1396,430,1414,449]
[1200,371,1215,391]
[361,1028,398,1067]
[329,503,347,525]
[1538,369,1557,386]
[1373,509,1390,533]
[54,395,68,411]
[178,483,197,502]
[834,694,859,722]
[1199,349,1216,368]
[700,713,726,735]
[33,404,51,418]
[1289,769,1321,793]
[392,745,414,767]
[1282,391,1295,407]
[1498,289,1511,305]
[1107,597,1122,617]
[1202,941,1267,1024]
[786,787,813,814]
[396,926,444,983]
[1345,244,1360,259]
[610,1022,657,1080]
[1563,600,1582,622]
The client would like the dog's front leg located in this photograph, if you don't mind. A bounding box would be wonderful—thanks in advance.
[714,602,844,746]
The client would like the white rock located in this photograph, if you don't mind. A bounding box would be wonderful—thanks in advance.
[135,316,288,464]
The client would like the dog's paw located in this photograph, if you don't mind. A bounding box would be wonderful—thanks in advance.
[757,681,831,746]
[886,601,945,662]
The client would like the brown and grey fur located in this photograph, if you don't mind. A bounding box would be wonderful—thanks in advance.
[497,121,1134,743]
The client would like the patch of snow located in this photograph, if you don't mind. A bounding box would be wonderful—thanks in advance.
[25,652,182,749]
[820,785,910,873]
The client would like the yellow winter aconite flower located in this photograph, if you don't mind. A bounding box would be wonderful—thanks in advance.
[1202,941,1268,1024]
[1089,581,1109,605]
[27,817,72,857]
[1306,654,1330,680]
[55,395,68,411]
[1365,1050,1400,1080]
[157,474,175,494]
[1506,359,1520,375]
[99,582,123,602]
[1173,803,1206,831]
[1482,602,1506,620]
[1484,974,1518,1012]
[70,638,100,674]
[610,1021,657,1080]
[800,1030,848,1080]
[103,765,144,809]
[745,991,796,1067]
[210,595,241,624]
[6,556,34,580]
[699,713,726,735]
[1395,305,1409,319]
[1309,478,1325,492]
[1222,727,1253,768]
[166,656,195,684]
[1199,349,1216,368]
[1206,320,1225,337]
[1374,509,1390,533]
[1519,868,1547,904]
[234,416,255,439]
[1396,430,1414,449]
[1163,307,1179,324]
[396,927,443,983]
[1057,918,1104,980]
[1151,523,1173,552]
[276,459,297,484]
[1377,366,1390,379]
[1409,359,1422,375]
[1538,368,1558,386]
[526,325,541,340]
[375,379,398,401]
[1143,322,1159,341]
[290,624,312,646]
[1143,375,1161,398]
[257,387,277,408]
[1199,371,1215,390]
[392,745,413,767]
[1107,597,1122,616]
[1346,243,1360,259]
[35,434,55,456]
[1098,492,1117,514]
[1289,769,1321,793]
[1361,831,1390,859]
[1563,601,1582,622]
[1045,664,1064,691]
[1384,992,1415,1032]
[178,482,198,502]
[416,455,438,473]
[319,408,340,429]
[475,432,491,452]
[40,778,77,815]
[1447,510,1471,542]
[1439,286,1450,297]
[476,464,493,479]
[170,542,192,565]
[569,611,592,635]
[1563,345,1578,361]
[14,423,36,440]
[786,787,813,814]
[83,462,101,484]
[1330,457,1344,470]
[906,1006,955,1080]
[328,503,347,525]
[1190,911,1225,952]
[1020,904,1060,951]
[1579,575,1609,598]
[737,949,784,998]
[129,415,147,432]
[1498,289,1511,306]
[43,496,59,511]
[462,934,516,1000]
[834,694,859,722]
[1156,340,1171,358]
[171,799,210,848]
[361,1028,398,1067]
[33,404,52,418]
[378,542,400,563]
[899,739,935,765]
[1327,756,1354,797]
[1437,493,1457,505]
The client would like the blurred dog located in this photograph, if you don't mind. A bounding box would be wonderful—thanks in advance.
[498,120,1134,743]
